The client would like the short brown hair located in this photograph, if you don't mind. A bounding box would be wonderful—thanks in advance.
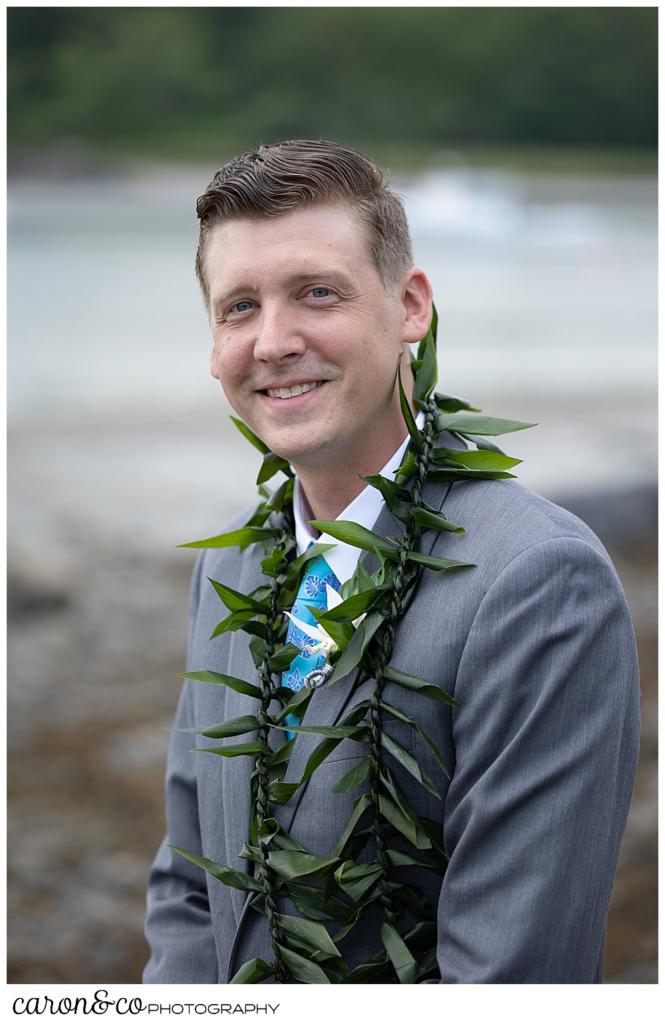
[195,139,413,303]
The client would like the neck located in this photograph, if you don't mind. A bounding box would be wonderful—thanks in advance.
[295,421,411,522]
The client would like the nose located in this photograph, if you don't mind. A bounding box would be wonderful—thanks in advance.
[253,302,306,363]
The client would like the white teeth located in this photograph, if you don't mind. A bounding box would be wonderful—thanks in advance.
[266,381,321,399]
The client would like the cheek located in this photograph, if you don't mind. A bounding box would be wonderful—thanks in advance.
[213,342,246,388]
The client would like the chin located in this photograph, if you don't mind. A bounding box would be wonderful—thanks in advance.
[269,432,337,468]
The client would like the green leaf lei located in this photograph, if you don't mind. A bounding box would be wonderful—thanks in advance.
[170,308,535,983]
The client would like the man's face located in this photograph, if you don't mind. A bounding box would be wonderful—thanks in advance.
[205,203,424,475]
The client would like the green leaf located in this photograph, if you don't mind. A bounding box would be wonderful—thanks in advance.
[459,432,506,454]
[413,328,438,406]
[347,560,377,597]
[265,477,294,513]
[175,715,258,739]
[428,467,516,482]
[392,883,436,920]
[179,670,262,701]
[283,542,337,586]
[307,607,354,650]
[192,741,266,758]
[258,818,280,845]
[435,413,536,436]
[206,607,254,639]
[383,664,461,707]
[279,915,341,957]
[272,829,307,852]
[332,756,371,794]
[397,358,423,450]
[295,704,369,782]
[178,526,280,549]
[432,447,522,472]
[341,956,390,984]
[264,738,295,766]
[276,685,314,722]
[379,701,451,780]
[434,391,480,413]
[334,860,384,901]
[380,765,419,821]
[395,448,417,485]
[308,519,398,558]
[381,921,417,984]
[361,474,411,522]
[168,845,263,893]
[238,842,261,864]
[248,634,266,670]
[410,507,465,534]
[267,850,339,880]
[273,723,369,741]
[230,416,270,454]
[380,731,441,799]
[210,614,268,641]
[228,957,274,984]
[430,303,439,343]
[300,737,345,783]
[285,882,352,922]
[333,794,372,858]
[207,577,267,614]
[418,817,449,866]
[406,551,475,572]
[316,587,385,623]
[267,643,301,672]
[379,795,431,850]
[276,943,331,984]
[327,611,384,686]
[387,850,439,872]
[257,451,292,485]
[267,781,300,805]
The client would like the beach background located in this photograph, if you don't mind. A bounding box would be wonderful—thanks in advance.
[7,7,657,983]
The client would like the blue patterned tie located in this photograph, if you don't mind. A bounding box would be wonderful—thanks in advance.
[282,553,341,738]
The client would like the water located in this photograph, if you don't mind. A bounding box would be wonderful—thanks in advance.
[7,165,657,551]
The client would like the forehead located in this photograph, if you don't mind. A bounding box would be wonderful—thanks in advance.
[203,203,377,298]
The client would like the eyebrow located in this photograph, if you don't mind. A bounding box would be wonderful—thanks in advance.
[211,268,359,312]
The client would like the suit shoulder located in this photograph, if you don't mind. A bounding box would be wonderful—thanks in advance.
[439,478,616,584]
[188,501,262,588]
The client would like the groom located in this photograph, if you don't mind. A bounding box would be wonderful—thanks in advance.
[143,139,640,983]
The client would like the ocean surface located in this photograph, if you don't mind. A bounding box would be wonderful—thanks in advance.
[8,165,657,552]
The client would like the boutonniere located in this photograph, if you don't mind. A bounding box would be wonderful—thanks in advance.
[285,584,367,688]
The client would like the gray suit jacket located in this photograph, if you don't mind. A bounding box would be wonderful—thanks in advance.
[143,473,640,983]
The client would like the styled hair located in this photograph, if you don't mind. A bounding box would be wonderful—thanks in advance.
[195,139,413,303]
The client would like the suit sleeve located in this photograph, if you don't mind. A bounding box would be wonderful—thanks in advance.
[434,536,640,983]
[143,551,220,983]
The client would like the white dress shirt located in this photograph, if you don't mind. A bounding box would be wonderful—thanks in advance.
[293,412,425,588]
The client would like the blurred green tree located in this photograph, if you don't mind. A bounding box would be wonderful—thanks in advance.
[8,7,657,160]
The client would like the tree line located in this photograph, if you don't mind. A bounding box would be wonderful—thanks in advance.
[8,7,657,161]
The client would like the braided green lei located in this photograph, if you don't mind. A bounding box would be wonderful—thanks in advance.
[170,309,533,983]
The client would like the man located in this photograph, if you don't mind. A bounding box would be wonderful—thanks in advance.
[143,139,640,983]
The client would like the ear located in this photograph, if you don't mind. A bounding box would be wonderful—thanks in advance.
[399,268,433,345]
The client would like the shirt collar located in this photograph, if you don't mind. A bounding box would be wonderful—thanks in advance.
[293,411,425,585]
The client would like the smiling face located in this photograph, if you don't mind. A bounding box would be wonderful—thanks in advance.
[204,203,432,485]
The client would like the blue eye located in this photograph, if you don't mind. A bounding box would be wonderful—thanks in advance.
[231,300,253,314]
[310,287,331,298]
